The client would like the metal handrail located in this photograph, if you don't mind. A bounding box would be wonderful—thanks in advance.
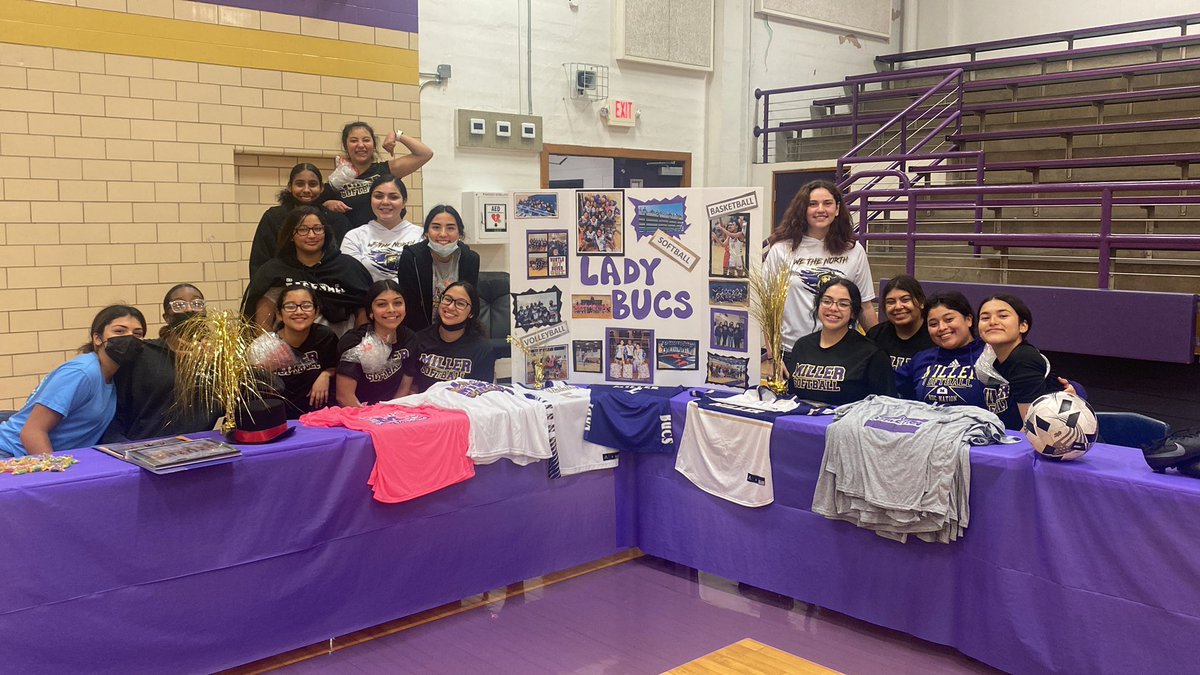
[847,180,1200,288]
[877,12,1200,68]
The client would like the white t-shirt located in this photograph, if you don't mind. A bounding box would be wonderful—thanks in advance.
[340,219,423,282]
[514,382,620,476]
[675,392,803,508]
[387,379,553,466]
[763,237,876,351]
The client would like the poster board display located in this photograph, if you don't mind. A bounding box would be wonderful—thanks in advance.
[507,187,763,389]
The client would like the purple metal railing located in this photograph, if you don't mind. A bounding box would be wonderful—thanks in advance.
[844,180,1200,289]
[877,13,1200,69]
[754,68,962,165]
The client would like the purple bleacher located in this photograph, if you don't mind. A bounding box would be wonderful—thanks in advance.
[949,116,1200,144]
[882,279,1197,363]
[964,85,1200,116]
[813,57,1200,109]
[876,13,1200,67]
[958,152,1200,175]
[861,33,1200,80]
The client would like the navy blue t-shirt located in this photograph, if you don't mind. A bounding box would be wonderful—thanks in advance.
[583,385,685,453]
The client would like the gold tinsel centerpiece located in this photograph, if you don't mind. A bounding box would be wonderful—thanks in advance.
[172,310,270,434]
[748,265,791,395]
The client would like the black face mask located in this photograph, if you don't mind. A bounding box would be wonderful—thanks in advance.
[166,311,200,330]
[103,335,144,366]
[440,317,471,332]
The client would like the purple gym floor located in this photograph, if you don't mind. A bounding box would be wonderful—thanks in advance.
[276,556,999,674]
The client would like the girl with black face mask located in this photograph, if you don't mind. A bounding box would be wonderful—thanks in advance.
[101,284,223,443]
[0,305,147,457]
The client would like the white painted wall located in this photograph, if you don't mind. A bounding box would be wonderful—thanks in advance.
[418,0,897,270]
[549,155,614,188]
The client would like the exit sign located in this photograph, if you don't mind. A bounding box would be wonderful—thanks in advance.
[607,99,636,127]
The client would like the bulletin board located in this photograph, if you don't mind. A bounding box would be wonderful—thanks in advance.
[506,187,764,389]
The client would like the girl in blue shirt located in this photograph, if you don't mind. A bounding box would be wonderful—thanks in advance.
[0,305,147,457]
[895,291,999,411]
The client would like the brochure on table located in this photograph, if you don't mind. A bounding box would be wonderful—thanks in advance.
[506,187,762,389]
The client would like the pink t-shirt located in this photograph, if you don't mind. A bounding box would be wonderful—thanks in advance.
[301,404,474,503]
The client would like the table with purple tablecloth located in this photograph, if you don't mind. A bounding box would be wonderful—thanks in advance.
[1,424,621,675]
[625,394,1200,675]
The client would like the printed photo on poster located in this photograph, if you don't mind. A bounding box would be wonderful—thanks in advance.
[571,294,613,320]
[526,344,569,383]
[709,212,750,278]
[577,190,625,255]
[711,308,749,352]
[656,339,699,371]
[526,230,569,279]
[573,340,603,373]
[483,203,508,232]
[629,196,688,240]
[515,193,558,218]
[512,286,563,331]
[706,353,749,389]
[605,327,653,384]
[709,280,749,307]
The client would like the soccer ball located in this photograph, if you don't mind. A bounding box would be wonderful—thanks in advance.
[1022,391,1099,461]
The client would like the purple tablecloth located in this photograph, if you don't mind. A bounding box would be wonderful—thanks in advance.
[1,424,620,674]
[634,394,1200,675]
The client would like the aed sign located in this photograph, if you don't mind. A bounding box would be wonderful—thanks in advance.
[608,99,636,127]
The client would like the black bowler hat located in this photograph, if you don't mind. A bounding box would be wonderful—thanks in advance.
[227,397,294,444]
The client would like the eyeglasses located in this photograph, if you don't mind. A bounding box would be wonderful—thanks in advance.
[167,299,206,312]
[282,302,315,313]
[819,297,853,310]
[295,226,325,236]
[440,296,471,310]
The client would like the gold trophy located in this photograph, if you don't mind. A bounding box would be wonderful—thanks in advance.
[749,265,791,395]
[507,335,545,389]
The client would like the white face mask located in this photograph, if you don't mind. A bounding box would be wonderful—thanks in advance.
[429,240,459,257]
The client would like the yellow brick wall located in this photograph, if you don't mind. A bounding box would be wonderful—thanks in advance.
[0,0,421,408]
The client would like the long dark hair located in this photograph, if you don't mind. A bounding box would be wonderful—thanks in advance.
[436,280,485,336]
[363,279,404,322]
[276,163,323,209]
[276,205,330,257]
[80,304,147,353]
[766,179,856,255]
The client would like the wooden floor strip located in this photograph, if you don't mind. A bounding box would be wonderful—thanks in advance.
[664,638,843,675]
[222,548,645,674]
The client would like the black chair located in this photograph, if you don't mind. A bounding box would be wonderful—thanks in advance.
[476,271,511,361]
[1096,412,1170,449]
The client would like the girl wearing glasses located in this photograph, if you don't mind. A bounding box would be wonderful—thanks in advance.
[104,284,222,442]
[397,205,481,333]
[339,174,424,283]
[402,281,496,393]
[1,305,146,456]
[335,280,416,406]
[267,285,338,417]
[242,206,372,335]
[784,278,894,405]
[248,163,353,278]
[763,180,878,360]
